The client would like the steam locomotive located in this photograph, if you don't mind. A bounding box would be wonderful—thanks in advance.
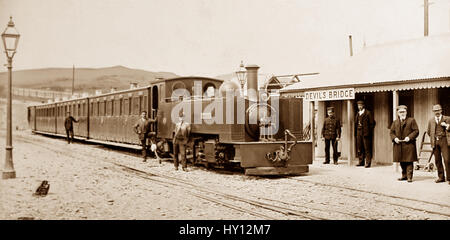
[27,65,313,175]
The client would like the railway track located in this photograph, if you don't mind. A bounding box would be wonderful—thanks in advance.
[16,134,328,220]
[14,132,450,220]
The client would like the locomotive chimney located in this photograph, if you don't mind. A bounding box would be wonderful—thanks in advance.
[245,64,260,102]
[349,35,353,57]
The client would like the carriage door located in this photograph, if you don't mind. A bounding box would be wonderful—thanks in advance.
[151,85,159,119]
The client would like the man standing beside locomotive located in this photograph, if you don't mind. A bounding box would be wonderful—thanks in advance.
[64,111,78,144]
[355,100,375,168]
[134,111,156,162]
[173,111,191,171]
[321,107,341,165]
[427,104,450,184]
[390,105,419,183]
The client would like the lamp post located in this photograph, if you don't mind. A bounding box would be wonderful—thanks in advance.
[235,60,246,97]
[1,16,20,179]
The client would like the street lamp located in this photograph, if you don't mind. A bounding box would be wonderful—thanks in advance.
[2,16,20,179]
[235,60,246,96]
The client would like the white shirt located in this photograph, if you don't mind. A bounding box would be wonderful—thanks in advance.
[358,109,365,116]
[435,115,442,124]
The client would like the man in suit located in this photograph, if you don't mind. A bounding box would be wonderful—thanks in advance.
[134,111,156,162]
[321,107,341,165]
[355,100,375,168]
[427,104,450,184]
[390,105,419,183]
[173,111,191,171]
[64,111,78,144]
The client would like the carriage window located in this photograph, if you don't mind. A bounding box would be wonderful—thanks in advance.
[99,101,104,116]
[132,97,140,115]
[106,100,113,116]
[124,98,129,115]
[143,96,147,112]
[96,102,100,116]
[78,104,81,117]
[119,99,123,116]
[113,99,119,116]
[139,96,143,113]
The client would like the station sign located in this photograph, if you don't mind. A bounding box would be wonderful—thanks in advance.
[304,88,355,101]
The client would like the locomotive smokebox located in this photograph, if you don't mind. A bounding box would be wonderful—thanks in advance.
[245,64,259,102]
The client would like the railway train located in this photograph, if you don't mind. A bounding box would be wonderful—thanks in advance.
[27,66,313,175]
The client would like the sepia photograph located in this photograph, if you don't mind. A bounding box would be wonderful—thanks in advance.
[0,0,449,227]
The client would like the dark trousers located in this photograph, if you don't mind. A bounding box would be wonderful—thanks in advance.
[140,138,148,160]
[433,137,449,181]
[173,143,187,169]
[65,129,74,144]
[324,138,339,163]
[400,162,414,180]
[357,132,372,166]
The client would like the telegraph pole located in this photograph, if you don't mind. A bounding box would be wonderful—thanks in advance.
[423,0,434,36]
[72,64,75,96]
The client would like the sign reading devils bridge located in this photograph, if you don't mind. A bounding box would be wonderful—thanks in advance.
[304,88,355,101]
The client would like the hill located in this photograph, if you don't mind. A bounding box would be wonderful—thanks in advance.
[0,66,179,95]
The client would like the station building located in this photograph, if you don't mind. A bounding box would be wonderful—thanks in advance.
[280,33,450,165]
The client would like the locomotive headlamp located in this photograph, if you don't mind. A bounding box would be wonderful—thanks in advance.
[1,16,20,59]
[235,60,246,93]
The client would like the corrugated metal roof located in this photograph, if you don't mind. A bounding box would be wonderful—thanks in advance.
[281,33,450,93]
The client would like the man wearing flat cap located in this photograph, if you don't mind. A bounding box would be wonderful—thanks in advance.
[355,100,375,167]
[321,107,341,164]
[427,104,450,184]
[173,111,191,171]
[390,105,419,182]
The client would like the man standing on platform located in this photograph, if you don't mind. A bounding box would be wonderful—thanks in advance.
[355,100,375,168]
[390,105,419,183]
[427,104,450,184]
[321,107,341,165]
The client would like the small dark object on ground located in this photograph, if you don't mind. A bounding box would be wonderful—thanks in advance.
[33,180,50,197]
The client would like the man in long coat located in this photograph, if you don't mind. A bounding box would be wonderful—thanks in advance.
[64,111,78,144]
[427,104,450,184]
[173,111,191,171]
[390,105,419,183]
[355,100,375,168]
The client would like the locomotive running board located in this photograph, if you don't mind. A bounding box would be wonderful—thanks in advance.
[245,166,309,176]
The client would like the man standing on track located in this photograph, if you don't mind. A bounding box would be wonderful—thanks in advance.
[355,100,375,168]
[427,104,450,184]
[173,111,191,171]
[321,107,341,165]
[64,111,78,144]
[134,111,155,162]
[390,105,419,183]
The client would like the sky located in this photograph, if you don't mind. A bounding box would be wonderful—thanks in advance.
[0,0,449,77]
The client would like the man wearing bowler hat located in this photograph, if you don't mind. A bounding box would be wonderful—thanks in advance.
[355,100,375,167]
[427,104,450,184]
[173,111,191,171]
[390,105,419,182]
[321,106,341,164]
